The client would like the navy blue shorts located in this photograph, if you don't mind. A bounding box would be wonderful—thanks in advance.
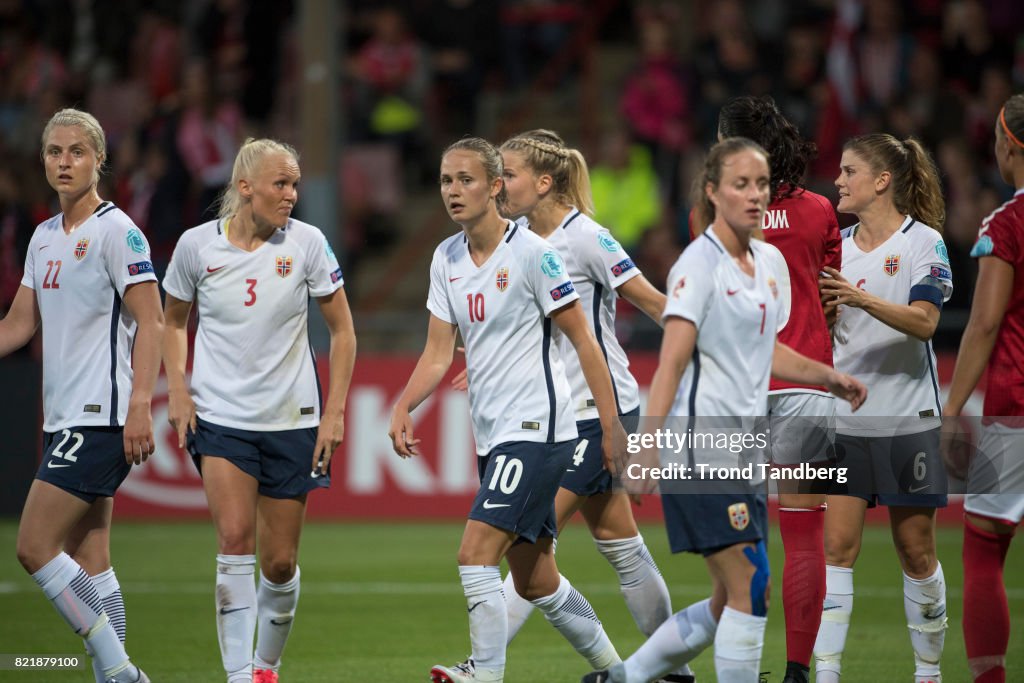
[561,407,640,497]
[662,492,768,556]
[828,429,947,508]
[187,417,326,500]
[468,440,574,543]
[36,427,131,503]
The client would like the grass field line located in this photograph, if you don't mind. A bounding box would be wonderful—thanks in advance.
[0,579,1019,600]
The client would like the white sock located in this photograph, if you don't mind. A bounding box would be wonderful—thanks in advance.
[216,554,257,683]
[594,535,673,635]
[32,553,136,680]
[502,571,535,643]
[91,568,126,682]
[254,566,300,672]
[714,606,767,683]
[621,597,717,682]
[459,565,506,680]
[531,574,619,669]
[814,565,854,683]
[904,563,947,681]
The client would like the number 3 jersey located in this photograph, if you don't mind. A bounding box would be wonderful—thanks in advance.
[163,218,344,431]
[662,227,790,417]
[832,216,952,434]
[427,222,579,454]
[21,204,158,432]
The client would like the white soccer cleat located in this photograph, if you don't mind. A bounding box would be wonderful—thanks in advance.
[430,658,475,682]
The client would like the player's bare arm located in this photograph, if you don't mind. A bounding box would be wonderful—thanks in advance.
[616,273,668,326]
[551,300,628,476]
[819,266,941,341]
[0,285,40,358]
[313,287,357,475]
[943,256,1013,416]
[389,313,457,458]
[162,294,196,448]
[121,280,163,464]
[771,341,866,411]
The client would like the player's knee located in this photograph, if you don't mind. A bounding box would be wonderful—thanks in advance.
[261,555,297,584]
[15,535,52,574]
[217,526,256,555]
[896,547,936,578]
[824,535,859,568]
[742,541,771,617]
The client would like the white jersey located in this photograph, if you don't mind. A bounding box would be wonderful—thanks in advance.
[21,204,158,432]
[427,222,579,454]
[520,211,642,419]
[163,218,344,431]
[832,216,953,435]
[662,227,789,417]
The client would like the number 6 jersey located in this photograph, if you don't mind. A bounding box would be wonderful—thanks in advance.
[22,204,158,432]
[163,218,344,431]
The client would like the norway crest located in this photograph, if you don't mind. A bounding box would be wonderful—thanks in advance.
[276,256,293,278]
[883,254,900,276]
[495,267,509,292]
[728,502,750,531]
[74,238,90,261]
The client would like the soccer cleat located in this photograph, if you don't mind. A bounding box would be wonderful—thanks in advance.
[580,672,611,683]
[658,675,696,683]
[430,658,475,683]
[782,661,810,683]
[106,669,149,683]
[254,668,280,683]
[758,672,771,683]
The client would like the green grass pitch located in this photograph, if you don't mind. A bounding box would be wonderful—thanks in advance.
[0,520,1021,682]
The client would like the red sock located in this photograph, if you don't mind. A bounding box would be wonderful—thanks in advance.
[779,506,826,666]
[962,518,1014,682]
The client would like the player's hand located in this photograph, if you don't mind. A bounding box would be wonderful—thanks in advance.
[819,267,868,309]
[940,409,972,480]
[312,412,345,477]
[825,371,867,412]
[601,418,629,478]
[450,346,468,391]
[124,399,155,465]
[388,408,421,458]
[167,388,197,449]
[621,442,660,496]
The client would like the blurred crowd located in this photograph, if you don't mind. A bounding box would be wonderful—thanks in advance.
[0,0,1022,331]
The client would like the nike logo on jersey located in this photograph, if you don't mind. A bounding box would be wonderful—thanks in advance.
[219,606,250,615]
[207,265,226,273]
[726,288,739,296]
[46,461,71,468]
[482,500,510,509]
[449,276,464,282]
[908,484,930,493]
[38,245,49,251]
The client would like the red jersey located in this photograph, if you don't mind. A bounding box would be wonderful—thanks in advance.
[972,188,1024,416]
[763,188,841,392]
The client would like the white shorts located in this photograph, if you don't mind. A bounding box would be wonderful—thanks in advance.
[964,422,1024,525]
[767,392,836,466]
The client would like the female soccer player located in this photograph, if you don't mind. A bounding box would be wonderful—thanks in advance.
[584,138,865,683]
[943,93,1024,683]
[3,108,159,683]
[716,96,843,683]
[163,138,356,683]
[496,129,692,682]
[815,134,952,683]
[389,137,626,683]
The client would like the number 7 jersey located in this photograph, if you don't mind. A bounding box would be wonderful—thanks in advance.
[163,218,344,430]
